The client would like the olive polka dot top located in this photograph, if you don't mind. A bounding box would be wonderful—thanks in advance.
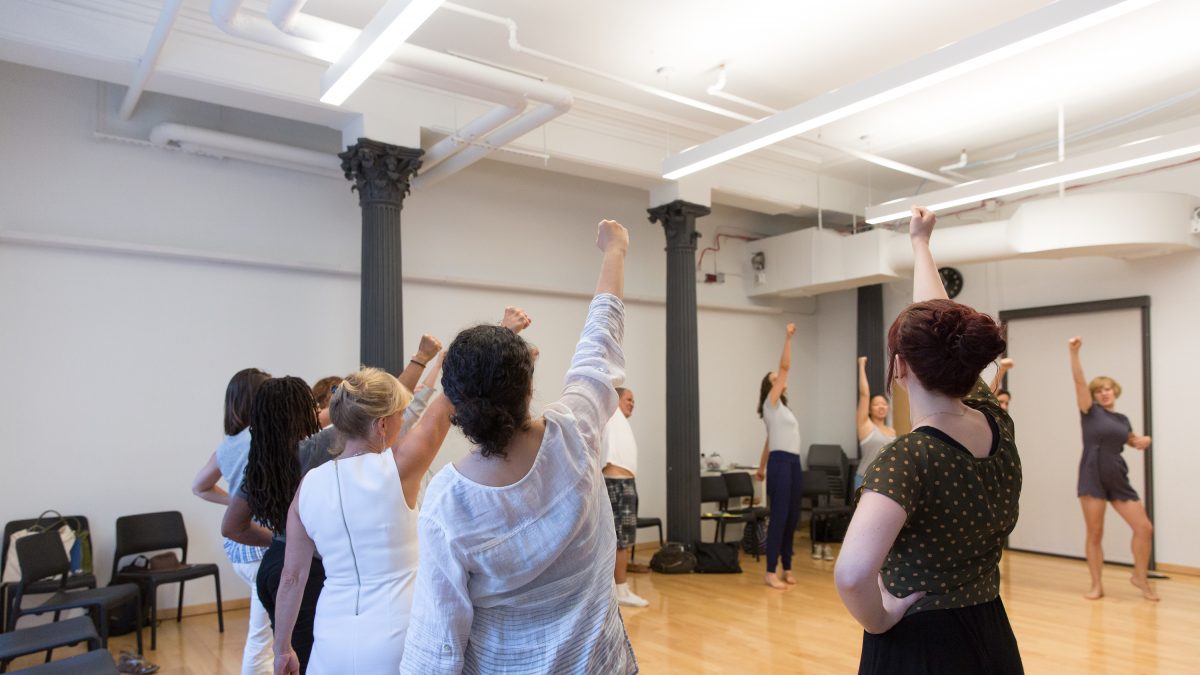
[856,378,1021,616]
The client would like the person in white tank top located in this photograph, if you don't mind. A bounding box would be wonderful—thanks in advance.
[271,364,457,675]
[855,356,897,492]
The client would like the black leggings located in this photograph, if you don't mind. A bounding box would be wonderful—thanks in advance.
[256,540,326,674]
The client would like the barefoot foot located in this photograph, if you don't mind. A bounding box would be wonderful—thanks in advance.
[782,571,797,585]
[1130,575,1160,601]
[764,573,789,590]
[1083,586,1104,600]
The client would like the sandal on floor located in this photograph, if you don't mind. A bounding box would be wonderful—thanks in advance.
[117,651,161,675]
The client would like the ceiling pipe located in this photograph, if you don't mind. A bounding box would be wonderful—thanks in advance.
[148,122,342,176]
[207,0,571,184]
[119,0,186,119]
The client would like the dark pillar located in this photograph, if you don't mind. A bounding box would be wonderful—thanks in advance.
[339,138,423,375]
[648,199,710,546]
[856,284,886,396]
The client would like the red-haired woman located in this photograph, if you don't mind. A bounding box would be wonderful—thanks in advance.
[1067,336,1156,601]
[835,207,1023,674]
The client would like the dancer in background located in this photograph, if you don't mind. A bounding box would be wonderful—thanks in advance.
[191,367,273,675]
[755,323,802,588]
[401,220,635,674]
[990,358,1014,412]
[1068,337,1157,601]
[311,377,343,429]
[836,207,1023,674]
[855,356,895,494]
[603,386,649,607]
[272,365,454,674]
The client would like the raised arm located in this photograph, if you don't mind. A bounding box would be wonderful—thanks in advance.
[1068,337,1091,413]
[908,206,948,303]
[272,494,315,675]
[191,451,229,506]
[397,334,443,393]
[856,356,871,438]
[221,493,272,547]
[989,357,1013,393]
[766,323,795,407]
[393,395,454,509]
[399,351,445,438]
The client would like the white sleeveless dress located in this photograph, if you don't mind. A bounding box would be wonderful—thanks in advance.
[298,448,418,674]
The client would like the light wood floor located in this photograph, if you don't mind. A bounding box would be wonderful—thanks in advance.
[9,541,1199,673]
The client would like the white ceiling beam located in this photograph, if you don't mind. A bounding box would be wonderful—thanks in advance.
[662,0,1162,180]
[320,0,445,105]
[864,127,1200,223]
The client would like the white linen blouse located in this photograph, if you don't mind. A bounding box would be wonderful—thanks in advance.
[400,293,637,675]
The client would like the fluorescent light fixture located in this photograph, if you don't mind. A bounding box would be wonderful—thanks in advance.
[863,127,1200,224]
[661,0,1162,180]
[320,0,444,105]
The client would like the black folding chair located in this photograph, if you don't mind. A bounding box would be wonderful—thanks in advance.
[699,476,743,543]
[111,511,223,650]
[630,517,663,564]
[2,515,96,634]
[9,649,118,674]
[6,532,142,655]
[721,472,769,560]
[0,616,100,672]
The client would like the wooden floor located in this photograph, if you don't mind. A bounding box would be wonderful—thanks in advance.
[9,539,1199,673]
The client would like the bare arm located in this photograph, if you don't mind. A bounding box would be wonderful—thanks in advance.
[595,220,627,299]
[908,207,948,303]
[755,438,769,482]
[856,356,871,439]
[834,492,925,633]
[272,495,314,675]
[191,452,229,506]
[393,395,454,509]
[1068,337,1091,413]
[767,323,796,406]
[989,358,1013,393]
[221,494,272,547]
[398,335,443,393]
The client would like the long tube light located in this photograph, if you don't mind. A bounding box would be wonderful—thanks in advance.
[661,0,1162,180]
[863,128,1200,224]
[320,0,445,105]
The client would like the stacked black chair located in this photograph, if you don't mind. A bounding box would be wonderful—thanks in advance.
[806,444,855,555]
[807,444,852,503]
[720,472,770,560]
[0,616,100,672]
[699,476,743,543]
[110,511,223,651]
[1,516,96,634]
[6,531,142,655]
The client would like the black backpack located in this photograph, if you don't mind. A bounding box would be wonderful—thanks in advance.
[693,541,742,574]
[649,542,697,574]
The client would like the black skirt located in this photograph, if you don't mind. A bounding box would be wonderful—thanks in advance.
[859,598,1023,675]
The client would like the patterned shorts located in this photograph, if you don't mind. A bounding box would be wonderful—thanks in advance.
[605,477,638,549]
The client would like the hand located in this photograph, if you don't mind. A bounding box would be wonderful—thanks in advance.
[1068,336,1082,352]
[1131,435,1152,450]
[908,206,936,241]
[999,357,1014,369]
[275,648,300,675]
[501,306,532,333]
[785,323,796,338]
[858,356,868,368]
[416,334,442,362]
[869,575,926,634]
[755,468,765,482]
[596,219,629,256]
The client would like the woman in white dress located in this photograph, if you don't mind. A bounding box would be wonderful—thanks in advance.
[400,220,636,675]
[271,366,454,675]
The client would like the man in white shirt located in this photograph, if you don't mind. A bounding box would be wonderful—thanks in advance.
[602,387,649,608]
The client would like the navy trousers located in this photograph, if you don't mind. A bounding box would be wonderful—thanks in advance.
[765,451,803,573]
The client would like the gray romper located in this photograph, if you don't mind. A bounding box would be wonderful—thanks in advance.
[1077,403,1139,501]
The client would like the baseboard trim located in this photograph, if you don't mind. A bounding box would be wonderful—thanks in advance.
[1156,563,1200,577]
[158,597,250,620]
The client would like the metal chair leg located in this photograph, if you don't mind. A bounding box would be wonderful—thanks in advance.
[176,581,185,624]
[213,570,224,633]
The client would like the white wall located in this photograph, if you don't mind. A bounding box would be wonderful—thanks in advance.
[0,62,815,607]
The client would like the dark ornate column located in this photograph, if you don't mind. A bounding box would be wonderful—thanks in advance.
[340,138,423,375]
[648,199,710,546]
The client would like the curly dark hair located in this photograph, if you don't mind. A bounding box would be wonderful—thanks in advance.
[757,372,788,418]
[442,324,534,459]
[887,299,1007,399]
[244,377,320,534]
[224,368,270,436]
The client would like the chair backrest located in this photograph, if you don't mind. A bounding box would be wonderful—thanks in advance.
[808,444,848,470]
[699,475,729,505]
[16,530,70,585]
[3,514,92,579]
[800,470,831,498]
[722,472,755,500]
[112,511,188,574]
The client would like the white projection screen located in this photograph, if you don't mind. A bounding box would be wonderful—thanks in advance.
[1000,298,1153,565]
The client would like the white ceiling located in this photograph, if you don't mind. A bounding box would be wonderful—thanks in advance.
[4,0,1200,213]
